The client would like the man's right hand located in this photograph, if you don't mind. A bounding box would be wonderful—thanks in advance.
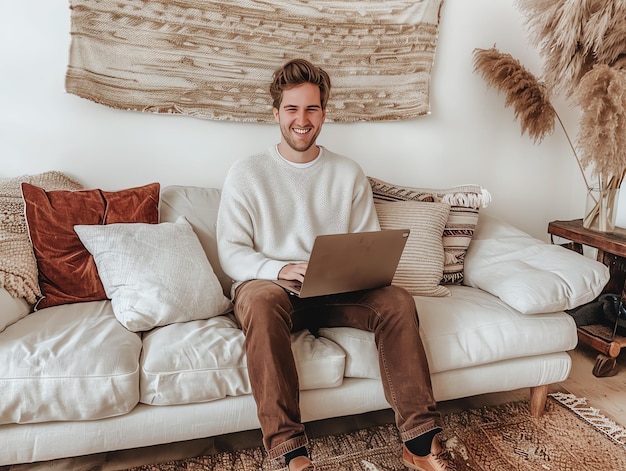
[278,262,308,283]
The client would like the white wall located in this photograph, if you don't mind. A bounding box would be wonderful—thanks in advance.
[0,0,587,240]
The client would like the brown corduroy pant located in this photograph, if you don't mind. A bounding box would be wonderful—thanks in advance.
[233,279,442,460]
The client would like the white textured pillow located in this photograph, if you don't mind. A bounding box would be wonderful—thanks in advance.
[74,216,232,331]
[375,201,451,296]
[464,214,610,314]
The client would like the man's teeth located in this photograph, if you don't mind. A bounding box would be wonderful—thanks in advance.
[294,128,309,134]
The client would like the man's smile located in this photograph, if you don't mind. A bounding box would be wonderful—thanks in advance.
[293,127,311,134]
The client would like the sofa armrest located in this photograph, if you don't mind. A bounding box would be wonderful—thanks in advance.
[464,213,610,314]
[0,287,31,332]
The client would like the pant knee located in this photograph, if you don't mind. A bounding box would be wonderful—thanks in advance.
[377,285,418,327]
[235,281,293,331]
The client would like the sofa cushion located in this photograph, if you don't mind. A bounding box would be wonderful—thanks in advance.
[0,287,31,333]
[0,171,83,305]
[369,177,490,285]
[464,213,610,314]
[140,316,346,405]
[318,327,380,379]
[0,300,142,424]
[22,182,160,310]
[159,185,231,296]
[74,216,232,332]
[375,201,451,296]
[320,285,578,378]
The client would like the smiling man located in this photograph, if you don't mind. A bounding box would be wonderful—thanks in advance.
[216,59,447,471]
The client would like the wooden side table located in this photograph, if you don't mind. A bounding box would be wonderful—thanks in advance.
[548,219,626,376]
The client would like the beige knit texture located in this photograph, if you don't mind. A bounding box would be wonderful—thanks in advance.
[0,171,83,303]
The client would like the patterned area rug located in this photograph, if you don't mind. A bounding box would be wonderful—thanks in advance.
[126,393,626,470]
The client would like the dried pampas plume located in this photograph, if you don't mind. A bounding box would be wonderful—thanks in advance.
[516,0,626,97]
[473,47,555,142]
[576,64,626,183]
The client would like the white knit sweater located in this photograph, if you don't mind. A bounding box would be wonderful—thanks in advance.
[216,146,380,285]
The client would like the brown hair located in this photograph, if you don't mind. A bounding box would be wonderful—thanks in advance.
[270,58,331,110]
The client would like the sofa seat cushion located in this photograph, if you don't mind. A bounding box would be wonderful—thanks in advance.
[0,301,142,425]
[140,316,346,406]
[320,285,578,378]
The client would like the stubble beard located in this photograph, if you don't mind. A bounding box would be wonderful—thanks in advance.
[280,124,321,153]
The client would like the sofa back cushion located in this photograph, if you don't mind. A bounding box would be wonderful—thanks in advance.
[0,288,31,333]
[160,185,232,296]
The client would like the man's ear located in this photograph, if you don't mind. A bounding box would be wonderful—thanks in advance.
[273,107,280,123]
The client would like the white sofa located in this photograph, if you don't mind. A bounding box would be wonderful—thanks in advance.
[0,184,609,466]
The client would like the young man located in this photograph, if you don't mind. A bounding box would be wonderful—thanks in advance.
[216,59,448,471]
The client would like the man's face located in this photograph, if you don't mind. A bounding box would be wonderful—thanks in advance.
[273,83,326,155]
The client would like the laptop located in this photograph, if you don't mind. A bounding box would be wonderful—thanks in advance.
[273,229,409,298]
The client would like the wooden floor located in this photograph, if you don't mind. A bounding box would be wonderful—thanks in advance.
[5,343,626,471]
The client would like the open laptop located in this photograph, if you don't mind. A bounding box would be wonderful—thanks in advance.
[273,229,409,298]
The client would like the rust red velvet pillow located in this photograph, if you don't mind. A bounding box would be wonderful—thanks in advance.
[21,182,160,310]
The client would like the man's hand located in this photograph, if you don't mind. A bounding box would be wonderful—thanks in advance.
[278,262,308,283]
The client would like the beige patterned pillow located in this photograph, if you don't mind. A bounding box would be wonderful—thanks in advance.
[369,177,490,285]
[0,171,83,304]
[375,201,450,297]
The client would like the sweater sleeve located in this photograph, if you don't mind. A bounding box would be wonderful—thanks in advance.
[349,170,381,233]
[216,171,287,283]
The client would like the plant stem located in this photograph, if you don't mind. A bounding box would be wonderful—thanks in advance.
[555,112,592,192]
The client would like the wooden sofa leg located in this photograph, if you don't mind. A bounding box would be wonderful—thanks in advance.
[529,385,548,418]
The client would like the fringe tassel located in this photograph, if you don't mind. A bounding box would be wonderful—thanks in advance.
[550,392,626,448]
[441,187,492,209]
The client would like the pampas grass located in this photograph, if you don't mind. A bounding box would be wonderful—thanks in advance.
[473,47,555,142]
[473,47,590,190]
[475,2,626,230]
[576,64,626,187]
[516,0,626,98]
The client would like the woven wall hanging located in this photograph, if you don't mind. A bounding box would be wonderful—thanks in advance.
[65,0,443,122]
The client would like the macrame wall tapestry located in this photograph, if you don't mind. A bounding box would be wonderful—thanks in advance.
[65,0,444,123]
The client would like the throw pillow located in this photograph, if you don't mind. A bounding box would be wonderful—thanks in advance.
[368,177,491,285]
[22,182,160,310]
[0,171,83,304]
[74,216,232,332]
[374,201,451,297]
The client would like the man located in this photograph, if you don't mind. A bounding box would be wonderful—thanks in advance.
[216,58,448,471]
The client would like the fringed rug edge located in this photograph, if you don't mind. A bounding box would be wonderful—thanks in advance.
[549,392,626,449]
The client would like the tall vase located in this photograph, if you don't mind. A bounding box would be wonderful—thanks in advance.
[583,186,619,232]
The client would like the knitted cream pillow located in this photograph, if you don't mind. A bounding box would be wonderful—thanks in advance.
[0,171,83,304]
[374,200,451,297]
